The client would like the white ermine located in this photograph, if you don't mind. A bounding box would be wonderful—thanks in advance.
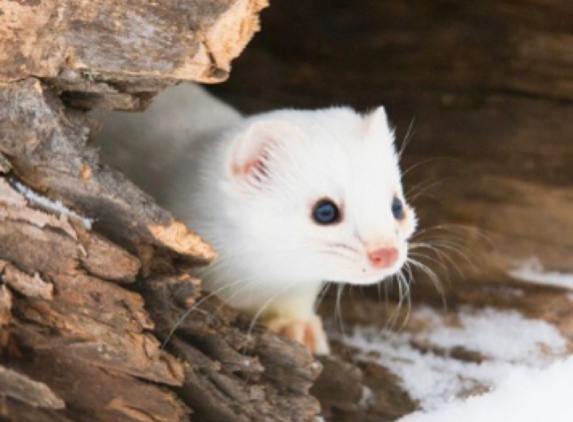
[94,83,417,354]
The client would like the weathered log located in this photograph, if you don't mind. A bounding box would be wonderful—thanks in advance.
[0,79,215,266]
[211,0,573,104]
[0,181,190,420]
[0,79,322,420]
[0,285,11,327]
[141,276,322,422]
[0,0,267,110]
[0,366,64,410]
[0,398,75,422]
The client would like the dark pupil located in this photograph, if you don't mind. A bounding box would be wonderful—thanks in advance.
[313,200,339,224]
[392,197,405,220]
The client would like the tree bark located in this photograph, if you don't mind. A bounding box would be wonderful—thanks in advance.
[0,0,267,110]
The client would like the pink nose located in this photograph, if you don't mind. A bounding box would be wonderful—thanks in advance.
[368,248,399,269]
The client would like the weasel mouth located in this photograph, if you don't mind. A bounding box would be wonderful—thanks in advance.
[329,267,402,286]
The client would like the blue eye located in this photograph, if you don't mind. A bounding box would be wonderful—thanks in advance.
[392,197,405,220]
[312,199,340,225]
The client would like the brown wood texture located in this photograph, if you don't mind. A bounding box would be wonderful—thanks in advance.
[0,0,267,110]
[211,0,573,103]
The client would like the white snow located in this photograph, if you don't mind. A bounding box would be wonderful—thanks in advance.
[340,306,567,411]
[426,307,564,363]
[509,258,573,290]
[13,181,93,229]
[398,356,573,422]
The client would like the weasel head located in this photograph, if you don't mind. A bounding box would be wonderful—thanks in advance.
[216,106,417,289]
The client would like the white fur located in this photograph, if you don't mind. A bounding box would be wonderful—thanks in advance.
[94,83,417,353]
[93,83,242,199]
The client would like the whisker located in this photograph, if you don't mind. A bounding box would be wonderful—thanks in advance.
[383,276,391,313]
[246,280,301,343]
[302,239,362,261]
[322,249,358,260]
[407,258,447,311]
[412,240,479,274]
[330,242,361,255]
[314,282,332,313]
[409,246,460,281]
[384,275,401,331]
[396,270,412,331]
[335,284,347,344]
[398,117,416,159]
[161,277,248,348]
[413,224,495,246]
[406,178,455,203]
[210,279,257,321]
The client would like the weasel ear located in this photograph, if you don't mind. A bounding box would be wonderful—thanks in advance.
[365,106,394,141]
[229,119,298,186]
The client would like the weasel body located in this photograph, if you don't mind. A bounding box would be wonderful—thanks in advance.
[95,84,417,354]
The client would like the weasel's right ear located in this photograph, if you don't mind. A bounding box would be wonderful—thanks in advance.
[229,119,299,187]
[365,106,394,142]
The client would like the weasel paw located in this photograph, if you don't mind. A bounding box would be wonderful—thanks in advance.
[265,315,330,355]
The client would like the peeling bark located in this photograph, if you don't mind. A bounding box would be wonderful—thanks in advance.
[0,79,215,265]
[0,0,268,109]
[0,366,64,410]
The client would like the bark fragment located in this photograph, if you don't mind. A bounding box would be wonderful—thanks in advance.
[0,0,268,109]
[0,366,64,409]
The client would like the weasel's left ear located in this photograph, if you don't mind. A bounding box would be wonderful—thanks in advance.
[229,119,300,187]
[365,106,394,141]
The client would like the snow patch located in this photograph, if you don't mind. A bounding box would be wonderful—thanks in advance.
[13,181,93,229]
[341,307,567,411]
[427,307,563,362]
[509,258,573,290]
[397,356,573,422]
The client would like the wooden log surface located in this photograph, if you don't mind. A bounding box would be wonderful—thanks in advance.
[0,79,215,265]
[0,0,267,110]
[210,0,573,102]
[0,167,191,421]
